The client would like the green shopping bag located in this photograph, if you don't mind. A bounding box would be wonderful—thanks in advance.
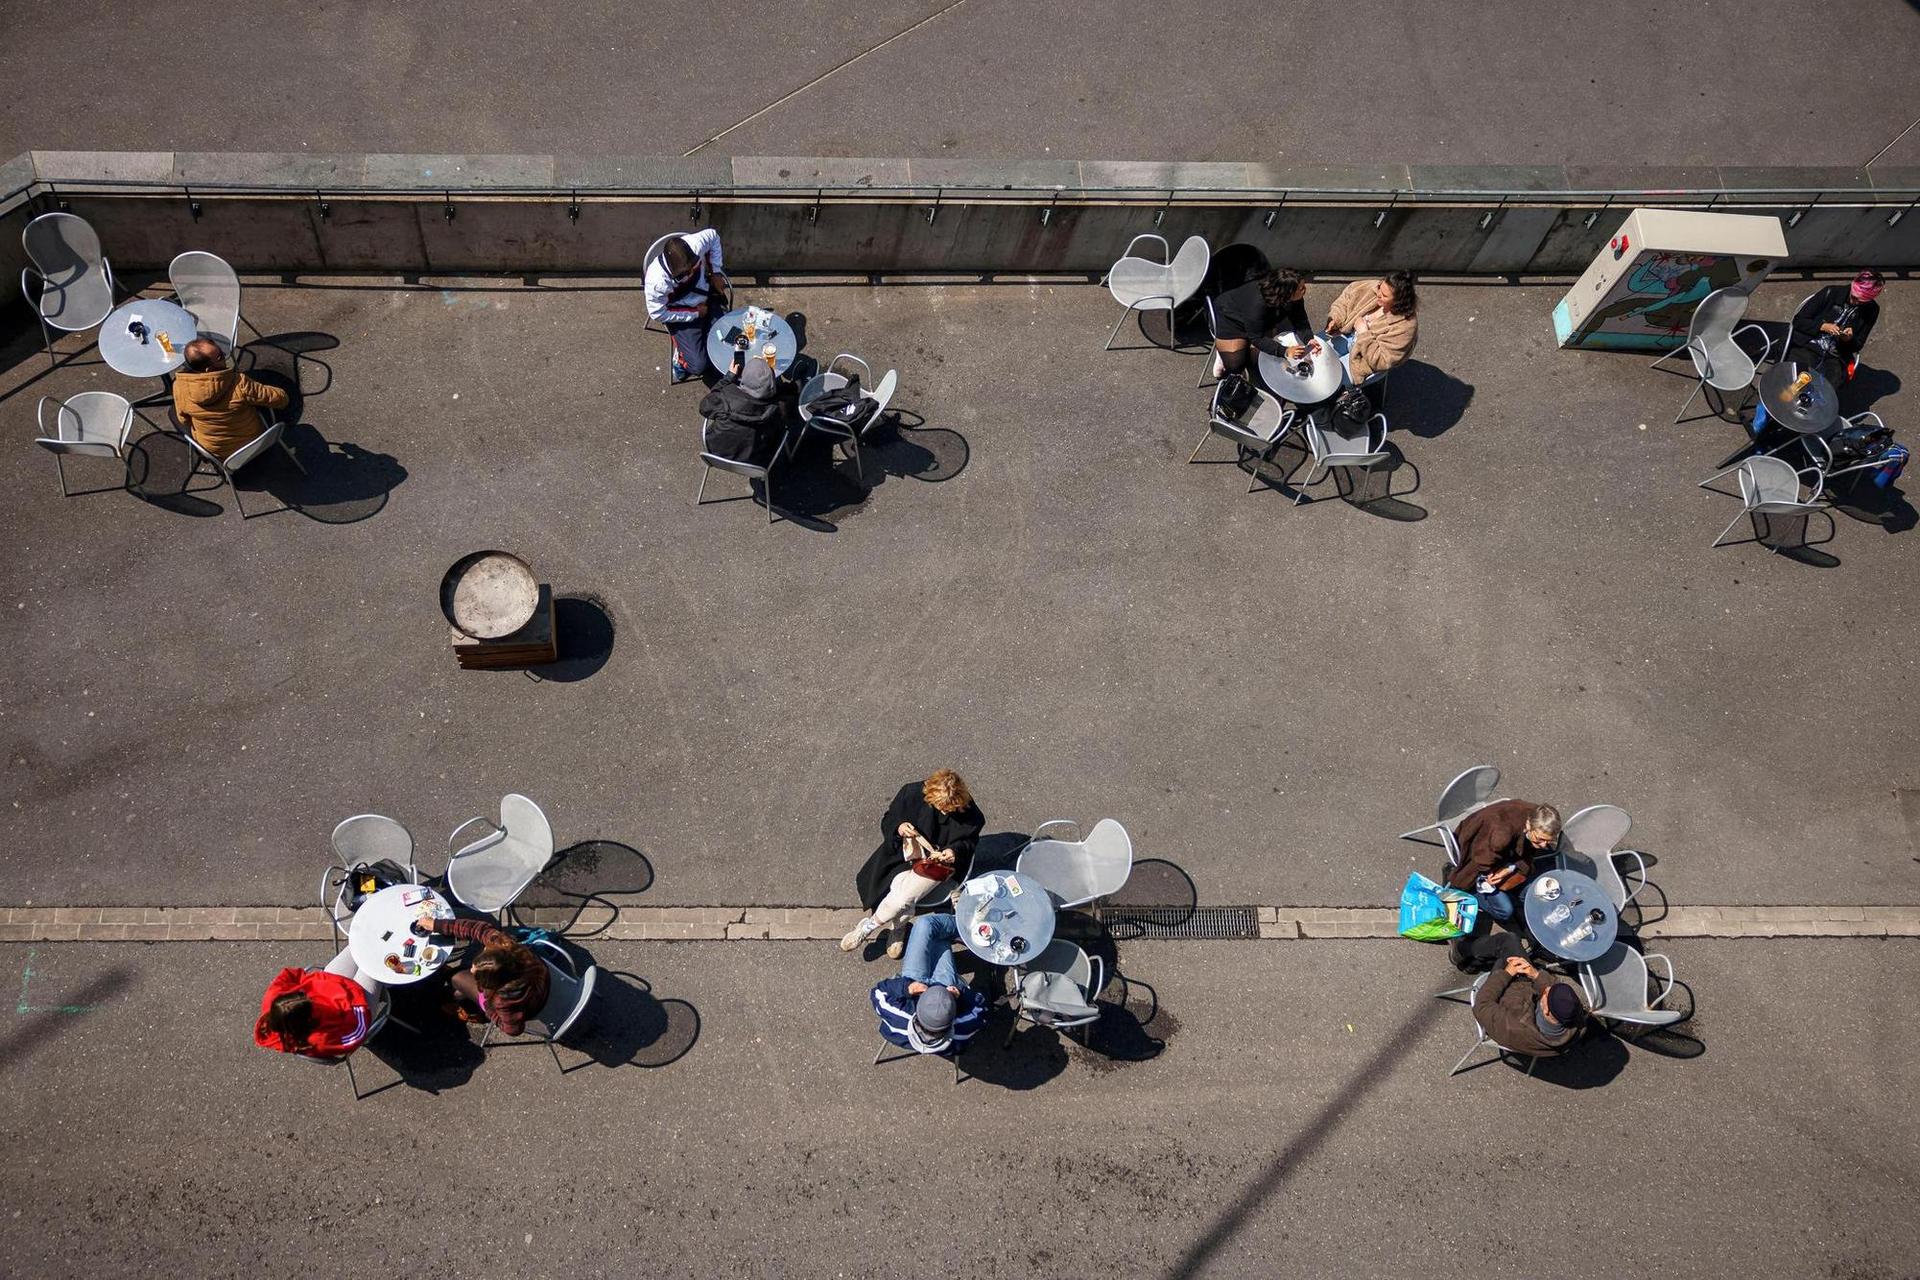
[1397,871,1478,941]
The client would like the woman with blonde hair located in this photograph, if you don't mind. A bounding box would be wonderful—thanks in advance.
[843,769,986,957]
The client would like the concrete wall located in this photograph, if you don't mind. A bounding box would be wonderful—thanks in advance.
[9,152,1918,302]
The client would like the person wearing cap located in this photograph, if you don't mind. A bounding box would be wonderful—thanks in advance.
[869,914,988,1055]
[1473,940,1589,1059]
[645,229,730,384]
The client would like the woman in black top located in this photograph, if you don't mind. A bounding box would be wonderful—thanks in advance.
[1209,267,1316,380]
[845,769,986,957]
[1787,269,1882,385]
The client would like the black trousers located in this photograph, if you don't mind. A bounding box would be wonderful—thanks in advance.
[1448,919,1527,973]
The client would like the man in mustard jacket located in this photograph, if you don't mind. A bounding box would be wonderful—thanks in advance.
[171,338,290,459]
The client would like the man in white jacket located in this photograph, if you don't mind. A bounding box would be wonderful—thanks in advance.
[645,229,730,383]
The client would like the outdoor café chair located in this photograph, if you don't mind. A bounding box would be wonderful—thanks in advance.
[1005,939,1104,1046]
[1434,972,1537,1078]
[695,415,793,525]
[323,814,419,943]
[1015,818,1134,910]
[1293,410,1390,505]
[1400,765,1503,845]
[799,354,898,486]
[1578,943,1685,1031]
[1544,804,1647,912]
[873,1022,967,1085]
[445,793,555,916]
[1102,233,1209,352]
[174,403,307,520]
[480,938,600,1072]
[34,392,134,497]
[20,211,115,371]
[169,250,258,356]
[1698,455,1828,551]
[1785,411,1894,496]
[1652,286,1771,425]
[1189,379,1293,493]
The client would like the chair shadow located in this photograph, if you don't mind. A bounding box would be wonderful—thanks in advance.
[959,1014,1073,1090]
[968,831,1030,876]
[260,422,408,524]
[240,330,339,402]
[1388,361,1475,440]
[360,991,488,1095]
[555,970,701,1072]
[124,428,223,517]
[525,594,616,683]
[767,409,971,530]
[1253,436,1429,520]
[1840,365,1899,415]
[783,312,808,355]
[510,839,655,937]
[1620,877,1671,931]
[1829,481,1918,535]
[1097,858,1199,940]
[1519,1029,1631,1088]
[1619,980,1707,1060]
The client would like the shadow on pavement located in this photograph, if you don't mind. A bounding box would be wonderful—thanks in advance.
[526,594,617,684]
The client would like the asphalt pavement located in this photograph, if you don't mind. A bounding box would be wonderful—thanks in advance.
[0,937,1910,1278]
[1,277,1915,911]
[2,0,1917,168]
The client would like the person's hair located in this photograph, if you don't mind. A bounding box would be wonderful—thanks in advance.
[1257,267,1307,309]
[923,769,973,814]
[1383,270,1418,316]
[256,990,316,1050]
[662,236,697,278]
[471,937,544,999]
[1525,804,1562,838]
[183,338,225,372]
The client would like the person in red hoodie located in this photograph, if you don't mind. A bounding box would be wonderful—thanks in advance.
[254,967,374,1058]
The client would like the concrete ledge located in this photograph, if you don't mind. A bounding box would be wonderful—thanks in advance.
[6,904,1917,942]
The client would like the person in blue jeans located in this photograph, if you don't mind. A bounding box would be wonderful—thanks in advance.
[869,913,988,1054]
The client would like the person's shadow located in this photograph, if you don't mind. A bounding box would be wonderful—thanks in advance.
[1385,360,1475,440]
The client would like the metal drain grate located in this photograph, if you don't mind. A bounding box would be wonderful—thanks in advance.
[1096,905,1260,940]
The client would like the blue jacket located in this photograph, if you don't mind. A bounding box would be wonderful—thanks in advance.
[870,975,988,1053]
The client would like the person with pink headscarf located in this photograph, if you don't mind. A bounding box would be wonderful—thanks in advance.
[1788,269,1883,382]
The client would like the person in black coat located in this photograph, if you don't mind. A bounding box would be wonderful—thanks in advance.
[844,770,986,957]
[1208,266,1316,383]
[699,345,792,465]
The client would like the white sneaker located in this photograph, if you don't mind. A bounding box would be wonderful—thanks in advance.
[839,917,879,952]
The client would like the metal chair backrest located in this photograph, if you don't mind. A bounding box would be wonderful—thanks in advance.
[331,814,416,877]
[700,417,775,479]
[1305,411,1388,466]
[447,793,554,914]
[1688,287,1750,346]
[36,392,132,457]
[1579,943,1684,1027]
[1166,235,1211,306]
[642,234,678,275]
[1739,456,1815,510]
[1560,804,1630,858]
[867,369,899,426]
[170,251,243,347]
[1439,825,1464,869]
[528,940,599,1041]
[1435,766,1500,826]
[1209,381,1290,446]
[1016,817,1134,908]
[1017,940,1103,1026]
[22,212,114,331]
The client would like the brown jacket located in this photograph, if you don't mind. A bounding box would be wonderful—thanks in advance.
[171,368,289,460]
[1475,965,1581,1057]
[1325,279,1418,381]
[1446,798,1546,891]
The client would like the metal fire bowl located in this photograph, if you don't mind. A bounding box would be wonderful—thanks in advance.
[440,550,539,640]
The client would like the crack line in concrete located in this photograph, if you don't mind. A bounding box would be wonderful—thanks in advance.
[681,0,973,157]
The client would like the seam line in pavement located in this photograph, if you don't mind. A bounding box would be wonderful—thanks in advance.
[0,905,1916,943]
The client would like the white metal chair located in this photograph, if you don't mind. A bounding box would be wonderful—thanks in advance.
[169,250,257,355]
[1652,287,1772,425]
[1103,234,1209,351]
[696,415,793,525]
[1546,804,1646,912]
[35,392,134,496]
[1293,410,1390,504]
[641,234,677,334]
[479,938,600,1072]
[176,404,308,520]
[1006,939,1104,1045]
[1434,972,1538,1077]
[322,813,420,942]
[1189,379,1294,493]
[1400,765,1504,845]
[20,211,115,370]
[798,355,898,485]
[1195,296,1222,388]
[1015,818,1134,909]
[445,793,555,916]
[1698,455,1828,551]
[1578,943,1685,1030]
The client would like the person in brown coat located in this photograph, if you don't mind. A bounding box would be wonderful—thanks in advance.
[1444,799,1561,918]
[171,338,290,459]
[1474,946,1588,1058]
[1324,271,1419,384]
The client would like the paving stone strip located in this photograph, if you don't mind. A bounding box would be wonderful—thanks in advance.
[1,904,1916,943]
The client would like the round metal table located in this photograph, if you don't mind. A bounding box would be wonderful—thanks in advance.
[1522,869,1618,964]
[1257,331,1343,405]
[953,870,1056,967]
[705,305,798,377]
[1756,360,1840,437]
[100,298,198,381]
[348,884,455,985]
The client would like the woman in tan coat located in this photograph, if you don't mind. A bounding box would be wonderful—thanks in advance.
[1325,271,1419,385]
